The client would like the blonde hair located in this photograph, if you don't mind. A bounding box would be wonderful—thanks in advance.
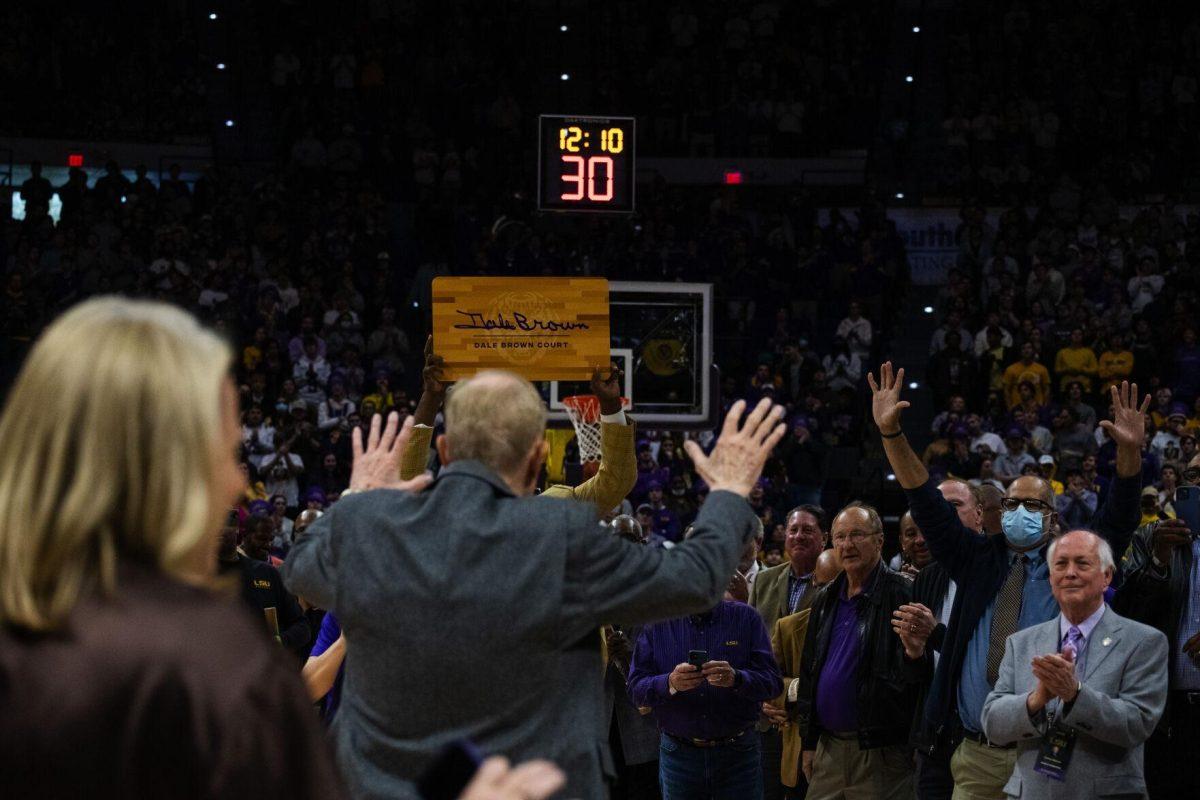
[445,370,547,476]
[0,297,231,631]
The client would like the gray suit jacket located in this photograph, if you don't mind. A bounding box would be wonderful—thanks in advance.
[980,607,1168,800]
[282,460,757,800]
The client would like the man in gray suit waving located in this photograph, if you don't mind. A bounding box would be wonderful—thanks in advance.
[981,530,1168,799]
[283,370,786,800]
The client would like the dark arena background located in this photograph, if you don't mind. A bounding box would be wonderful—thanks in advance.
[2,1,1200,799]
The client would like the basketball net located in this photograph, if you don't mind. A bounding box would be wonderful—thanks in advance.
[562,395,627,463]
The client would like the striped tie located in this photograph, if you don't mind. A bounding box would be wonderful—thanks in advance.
[987,554,1028,685]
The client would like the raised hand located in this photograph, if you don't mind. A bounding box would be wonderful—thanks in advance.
[684,398,786,497]
[349,412,434,494]
[421,335,448,400]
[1098,380,1151,450]
[867,362,911,435]
[591,361,625,416]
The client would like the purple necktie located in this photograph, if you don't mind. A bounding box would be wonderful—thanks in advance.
[1063,626,1084,674]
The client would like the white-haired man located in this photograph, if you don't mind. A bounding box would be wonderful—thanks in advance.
[980,530,1167,799]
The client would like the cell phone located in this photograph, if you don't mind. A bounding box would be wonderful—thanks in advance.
[1175,485,1200,539]
[687,649,709,668]
[416,740,484,800]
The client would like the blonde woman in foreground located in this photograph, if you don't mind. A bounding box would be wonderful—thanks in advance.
[0,297,347,799]
[0,297,567,800]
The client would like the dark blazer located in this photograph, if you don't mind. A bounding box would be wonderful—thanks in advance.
[1113,520,1194,730]
[903,473,1141,742]
[283,460,759,800]
[604,624,660,766]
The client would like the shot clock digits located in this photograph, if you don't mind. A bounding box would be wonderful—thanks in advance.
[538,114,635,213]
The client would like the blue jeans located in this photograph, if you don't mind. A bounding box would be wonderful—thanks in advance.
[658,733,762,800]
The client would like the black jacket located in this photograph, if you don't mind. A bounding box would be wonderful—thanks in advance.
[908,562,951,750]
[798,560,925,750]
[1112,521,1193,732]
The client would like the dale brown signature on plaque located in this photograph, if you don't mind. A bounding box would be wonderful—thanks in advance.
[432,277,611,381]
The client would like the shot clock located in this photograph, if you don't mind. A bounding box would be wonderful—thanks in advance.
[538,114,635,213]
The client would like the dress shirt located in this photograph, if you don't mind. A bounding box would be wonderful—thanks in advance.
[935,579,958,668]
[958,548,1056,733]
[1058,603,1106,678]
[787,570,812,615]
[628,601,782,740]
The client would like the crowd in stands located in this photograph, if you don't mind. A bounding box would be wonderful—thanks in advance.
[940,2,1200,200]
[916,200,1200,527]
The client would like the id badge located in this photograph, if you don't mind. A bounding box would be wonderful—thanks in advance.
[1033,722,1076,781]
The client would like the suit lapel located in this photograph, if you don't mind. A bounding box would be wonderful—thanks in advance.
[1083,609,1123,682]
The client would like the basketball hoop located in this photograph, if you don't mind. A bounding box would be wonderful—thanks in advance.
[562,395,627,463]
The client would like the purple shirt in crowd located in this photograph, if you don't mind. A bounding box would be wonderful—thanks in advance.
[814,592,863,733]
[627,601,782,741]
[310,611,344,722]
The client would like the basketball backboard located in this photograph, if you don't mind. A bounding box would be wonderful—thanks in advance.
[539,281,714,428]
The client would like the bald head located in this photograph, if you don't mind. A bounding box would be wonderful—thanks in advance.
[294,509,323,537]
[812,548,841,587]
[1008,474,1054,508]
[439,370,549,494]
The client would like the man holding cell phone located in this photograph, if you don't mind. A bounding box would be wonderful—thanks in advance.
[627,597,782,799]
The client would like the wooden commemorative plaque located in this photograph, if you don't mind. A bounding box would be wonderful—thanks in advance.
[432,277,610,381]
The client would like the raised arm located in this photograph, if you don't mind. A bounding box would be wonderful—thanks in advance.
[868,362,927,489]
[283,412,432,607]
[399,336,447,481]
[1089,381,1151,559]
[546,364,636,514]
[869,362,981,579]
[562,398,786,634]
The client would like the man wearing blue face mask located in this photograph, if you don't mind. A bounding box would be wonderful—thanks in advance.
[869,363,1146,800]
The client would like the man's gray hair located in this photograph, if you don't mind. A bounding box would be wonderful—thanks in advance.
[1048,529,1115,573]
[445,370,548,476]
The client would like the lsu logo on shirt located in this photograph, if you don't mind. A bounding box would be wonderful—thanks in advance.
[253,579,272,589]
[725,641,739,647]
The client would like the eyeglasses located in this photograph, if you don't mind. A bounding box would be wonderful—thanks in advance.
[831,530,878,545]
[1000,498,1052,514]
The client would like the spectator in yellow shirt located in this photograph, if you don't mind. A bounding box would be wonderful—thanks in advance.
[1002,341,1052,408]
[1097,332,1134,394]
[1054,328,1098,392]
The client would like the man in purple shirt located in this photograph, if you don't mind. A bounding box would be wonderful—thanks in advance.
[798,502,924,800]
[628,600,782,799]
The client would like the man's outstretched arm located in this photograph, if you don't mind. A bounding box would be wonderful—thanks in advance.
[868,362,978,578]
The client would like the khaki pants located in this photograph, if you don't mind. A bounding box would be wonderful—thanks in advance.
[949,738,1018,800]
[805,734,914,800]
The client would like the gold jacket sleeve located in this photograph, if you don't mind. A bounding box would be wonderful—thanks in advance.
[399,425,435,481]
[541,419,637,515]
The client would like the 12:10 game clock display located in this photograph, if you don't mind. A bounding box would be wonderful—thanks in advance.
[538,114,635,213]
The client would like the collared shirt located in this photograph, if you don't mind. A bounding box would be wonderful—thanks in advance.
[934,579,958,669]
[1058,603,1106,678]
[1174,540,1200,690]
[627,601,782,741]
[745,560,761,593]
[787,569,812,615]
[958,548,1057,733]
[814,590,863,732]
